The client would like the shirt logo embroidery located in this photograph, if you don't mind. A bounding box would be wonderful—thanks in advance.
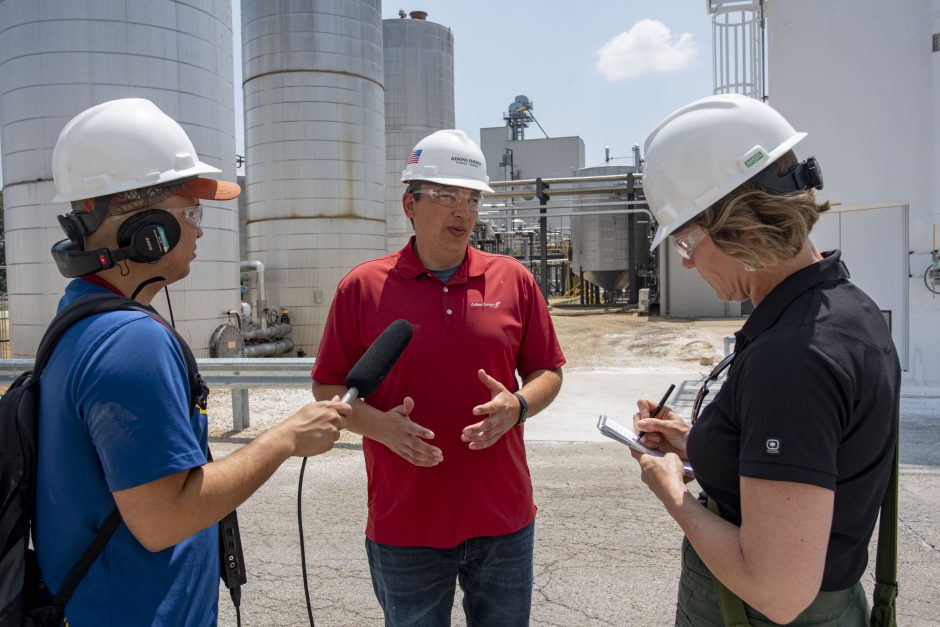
[470,300,501,310]
[765,438,781,455]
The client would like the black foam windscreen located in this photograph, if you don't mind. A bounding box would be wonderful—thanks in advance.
[346,319,414,398]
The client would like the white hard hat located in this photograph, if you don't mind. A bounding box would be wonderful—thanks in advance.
[52,98,230,202]
[401,129,495,193]
[643,94,807,251]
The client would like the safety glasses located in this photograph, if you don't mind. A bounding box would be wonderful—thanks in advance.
[412,188,482,212]
[163,204,203,228]
[690,351,737,424]
[669,225,707,261]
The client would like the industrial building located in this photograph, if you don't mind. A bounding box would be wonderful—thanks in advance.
[0,0,937,386]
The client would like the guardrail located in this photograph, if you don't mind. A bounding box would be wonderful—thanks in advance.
[0,358,316,432]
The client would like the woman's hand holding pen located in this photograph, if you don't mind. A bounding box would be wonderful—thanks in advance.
[631,400,695,501]
[632,399,690,460]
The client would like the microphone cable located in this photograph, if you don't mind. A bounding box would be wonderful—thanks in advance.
[129,275,165,301]
[231,587,242,627]
[294,319,412,626]
[164,285,176,327]
[298,457,316,627]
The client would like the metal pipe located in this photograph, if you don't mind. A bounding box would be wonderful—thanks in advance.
[486,185,635,200]
[243,338,295,357]
[482,200,649,213]
[241,322,292,340]
[485,199,648,208]
[483,207,655,221]
[240,260,267,329]
[488,173,643,187]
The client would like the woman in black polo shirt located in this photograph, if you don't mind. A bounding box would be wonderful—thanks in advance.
[630,94,899,626]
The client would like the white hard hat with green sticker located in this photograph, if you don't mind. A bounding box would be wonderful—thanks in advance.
[643,94,807,251]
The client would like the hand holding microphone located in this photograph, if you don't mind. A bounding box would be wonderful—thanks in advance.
[282,398,351,458]
[289,317,414,459]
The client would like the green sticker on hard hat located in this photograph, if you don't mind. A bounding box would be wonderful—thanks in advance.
[744,151,765,168]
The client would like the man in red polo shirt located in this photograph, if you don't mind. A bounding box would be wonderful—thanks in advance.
[312,129,565,626]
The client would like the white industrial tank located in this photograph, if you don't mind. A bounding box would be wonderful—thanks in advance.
[241,0,386,355]
[0,0,240,357]
[764,0,937,379]
[570,164,634,293]
[383,12,456,253]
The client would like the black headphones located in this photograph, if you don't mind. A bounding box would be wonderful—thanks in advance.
[51,209,182,278]
[116,209,181,261]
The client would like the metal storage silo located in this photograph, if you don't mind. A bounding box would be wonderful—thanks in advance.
[570,164,636,294]
[241,0,386,356]
[383,12,455,253]
[0,0,240,357]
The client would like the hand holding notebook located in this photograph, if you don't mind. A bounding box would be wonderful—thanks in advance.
[597,414,695,478]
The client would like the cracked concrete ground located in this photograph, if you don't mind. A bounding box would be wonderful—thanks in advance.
[214,396,940,626]
[211,312,939,626]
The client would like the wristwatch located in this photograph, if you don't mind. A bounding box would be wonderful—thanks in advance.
[513,392,529,425]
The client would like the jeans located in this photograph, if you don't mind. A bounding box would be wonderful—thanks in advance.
[365,522,535,627]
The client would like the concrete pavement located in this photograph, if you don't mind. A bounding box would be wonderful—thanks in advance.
[214,371,940,626]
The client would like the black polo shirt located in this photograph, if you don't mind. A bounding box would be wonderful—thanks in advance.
[687,250,900,590]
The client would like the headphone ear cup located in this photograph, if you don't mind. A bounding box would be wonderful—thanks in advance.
[116,210,182,262]
[56,213,86,242]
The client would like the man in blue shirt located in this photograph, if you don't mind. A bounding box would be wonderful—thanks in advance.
[35,98,350,626]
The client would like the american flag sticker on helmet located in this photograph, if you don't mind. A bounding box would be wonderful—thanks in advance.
[407,149,422,164]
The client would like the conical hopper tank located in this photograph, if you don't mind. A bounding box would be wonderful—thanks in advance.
[570,164,634,292]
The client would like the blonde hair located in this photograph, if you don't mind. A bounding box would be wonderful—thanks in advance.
[693,151,830,269]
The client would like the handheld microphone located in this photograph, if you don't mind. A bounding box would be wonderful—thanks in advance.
[299,318,413,627]
[340,319,414,403]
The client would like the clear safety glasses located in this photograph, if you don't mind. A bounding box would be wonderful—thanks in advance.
[690,351,737,424]
[670,226,707,261]
[412,188,483,212]
[163,204,203,228]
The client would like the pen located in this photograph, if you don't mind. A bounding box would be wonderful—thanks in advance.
[636,383,676,439]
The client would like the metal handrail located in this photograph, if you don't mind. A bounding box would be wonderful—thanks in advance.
[487,172,643,187]
[0,357,315,386]
[485,185,634,200]
[0,358,317,432]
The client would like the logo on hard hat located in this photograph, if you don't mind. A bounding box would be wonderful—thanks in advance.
[407,149,422,164]
[451,156,482,168]
[744,151,765,168]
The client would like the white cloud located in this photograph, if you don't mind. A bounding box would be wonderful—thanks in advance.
[597,19,699,81]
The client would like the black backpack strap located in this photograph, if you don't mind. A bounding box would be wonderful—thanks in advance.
[34,292,206,606]
[51,507,122,607]
[32,293,140,377]
[38,292,206,409]
[158,320,208,411]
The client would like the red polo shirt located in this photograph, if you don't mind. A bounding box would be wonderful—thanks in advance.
[312,239,565,547]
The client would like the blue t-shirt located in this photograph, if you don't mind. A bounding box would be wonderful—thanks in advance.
[35,280,218,626]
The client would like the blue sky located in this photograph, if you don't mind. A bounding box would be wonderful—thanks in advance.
[0,3,714,184]
[233,1,715,172]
